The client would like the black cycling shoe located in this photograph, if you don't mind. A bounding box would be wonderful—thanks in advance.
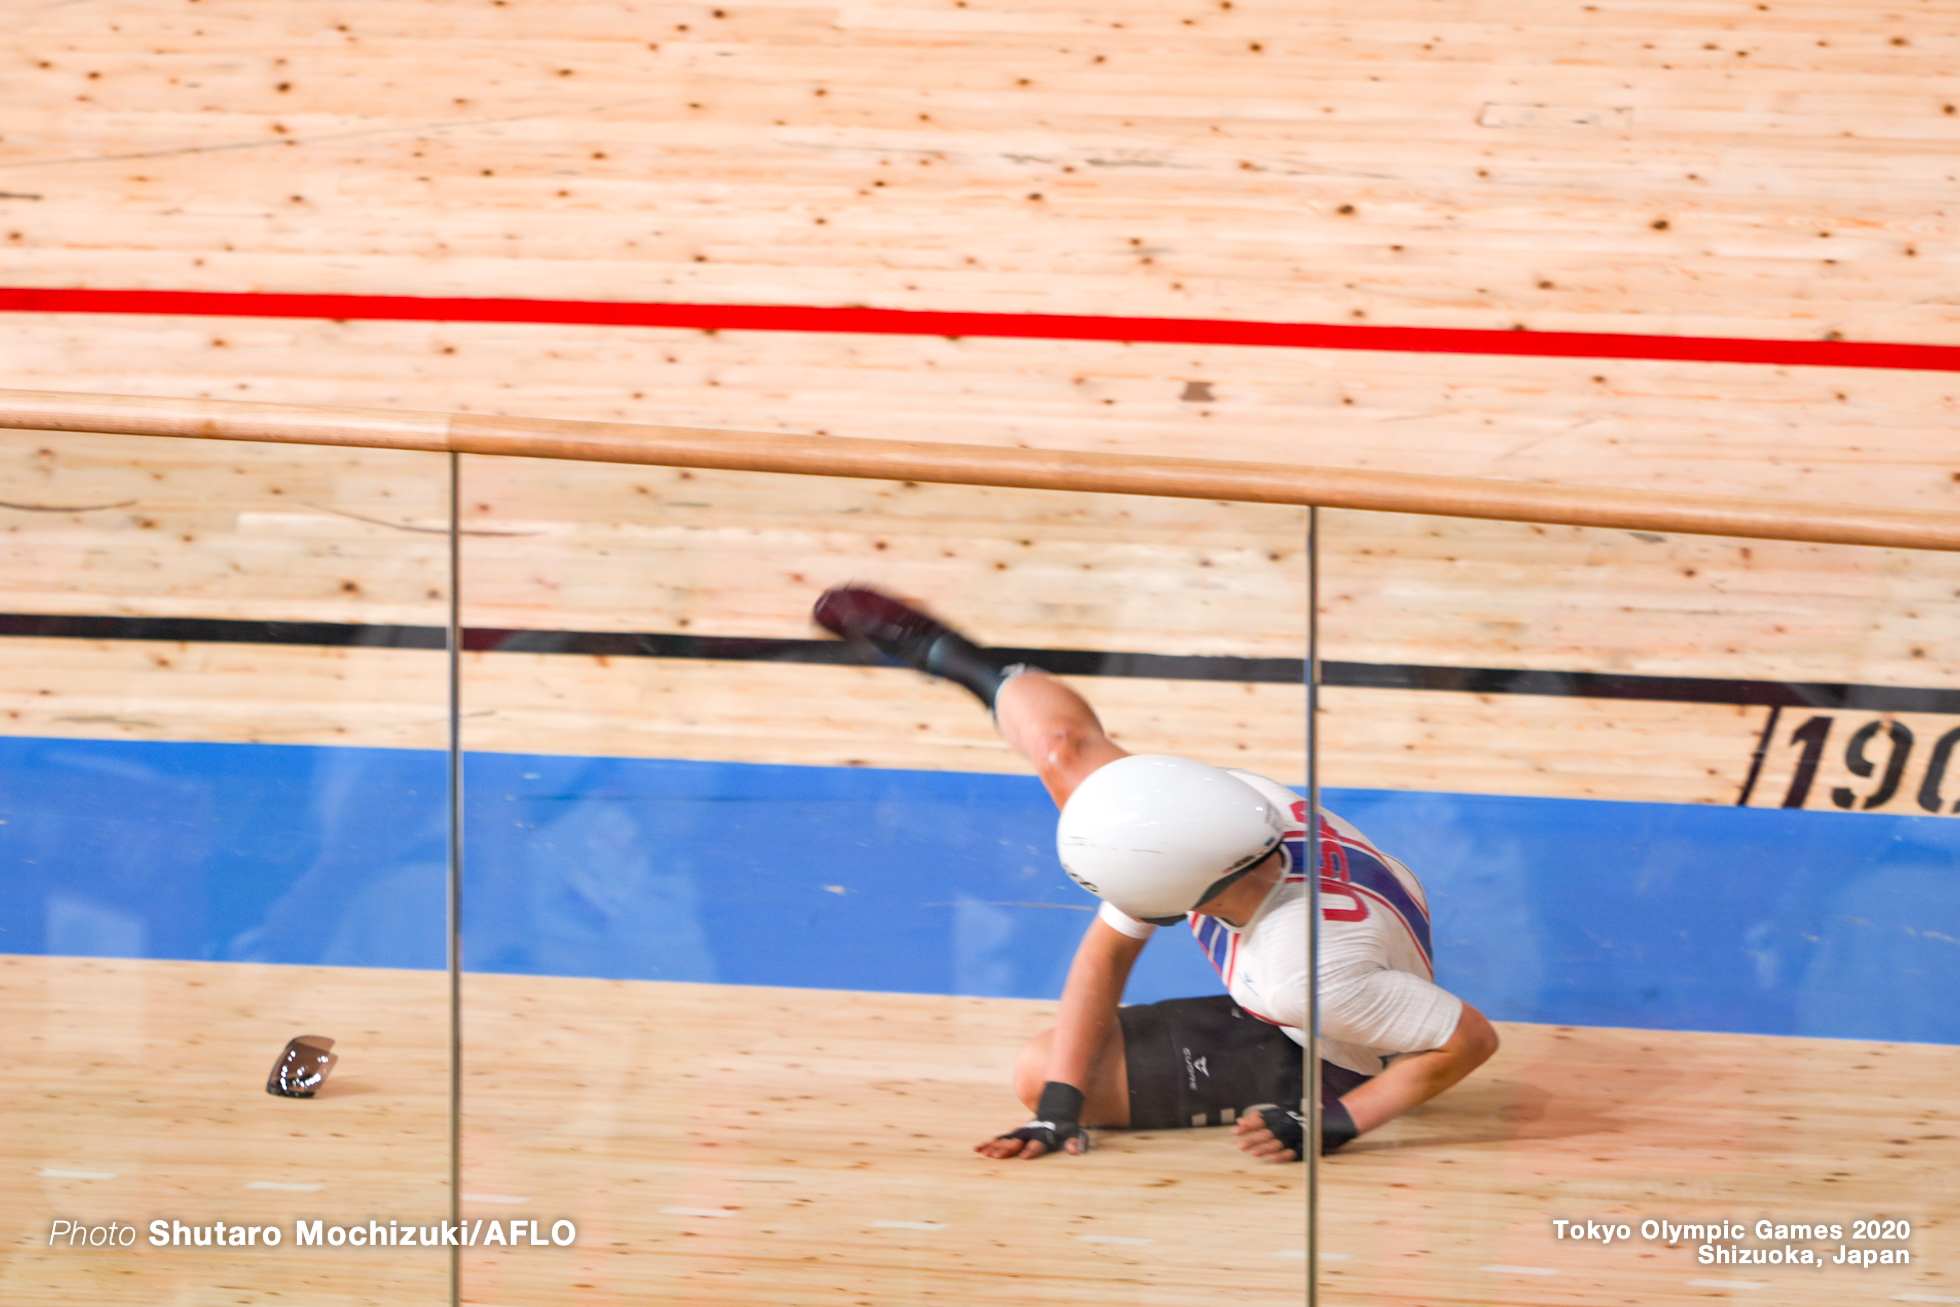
[812,585,1017,709]
[813,586,952,668]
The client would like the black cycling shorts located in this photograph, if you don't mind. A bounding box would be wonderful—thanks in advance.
[1116,994,1371,1130]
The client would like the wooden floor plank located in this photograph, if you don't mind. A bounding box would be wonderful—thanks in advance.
[4,957,1953,1306]
[7,1,1959,353]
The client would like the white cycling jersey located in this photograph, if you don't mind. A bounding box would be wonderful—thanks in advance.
[1097,771,1463,1077]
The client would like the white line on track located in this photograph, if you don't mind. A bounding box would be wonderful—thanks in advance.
[37,1168,118,1180]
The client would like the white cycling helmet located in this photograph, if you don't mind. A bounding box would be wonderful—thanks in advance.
[1056,755,1286,925]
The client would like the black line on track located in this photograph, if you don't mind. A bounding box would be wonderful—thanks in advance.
[1734,705,1784,808]
[5,612,1958,714]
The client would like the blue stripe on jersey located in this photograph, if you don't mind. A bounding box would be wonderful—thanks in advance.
[1321,829,1434,962]
[1187,827,1431,985]
[1192,914,1233,973]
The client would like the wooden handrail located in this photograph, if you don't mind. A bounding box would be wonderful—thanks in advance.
[2,388,1956,551]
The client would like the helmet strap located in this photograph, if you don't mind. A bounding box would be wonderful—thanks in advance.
[1139,844,1281,926]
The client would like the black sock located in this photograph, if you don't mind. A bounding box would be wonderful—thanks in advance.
[926,634,1015,710]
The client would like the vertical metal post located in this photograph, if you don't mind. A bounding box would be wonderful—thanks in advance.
[1305,505,1320,1306]
[447,451,463,1307]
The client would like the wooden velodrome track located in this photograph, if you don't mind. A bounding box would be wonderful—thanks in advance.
[5,0,1960,1303]
[11,955,1959,1306]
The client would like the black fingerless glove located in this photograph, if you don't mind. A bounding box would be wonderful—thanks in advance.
[1248,1103,1307,1161]
[1248,1087,1359,1160]
[996,1081,1091,1155]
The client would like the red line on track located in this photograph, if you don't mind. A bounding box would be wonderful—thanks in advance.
[5,287,1959,372]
